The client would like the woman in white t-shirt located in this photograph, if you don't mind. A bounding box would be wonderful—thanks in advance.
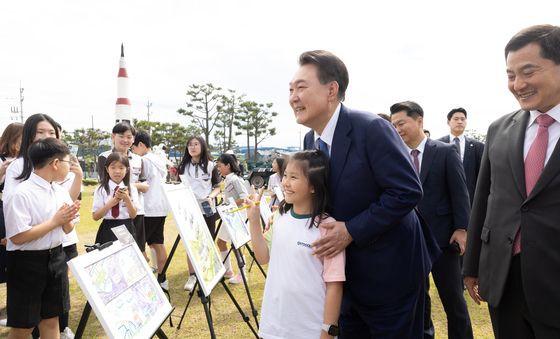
[177,136,221,291]
[247,150,345,339]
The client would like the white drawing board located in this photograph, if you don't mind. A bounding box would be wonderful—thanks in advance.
[216,203,251,249]
[68,241,172,339]
[259,195,272,225]
[164,180,225,296]
[273,186,284,203]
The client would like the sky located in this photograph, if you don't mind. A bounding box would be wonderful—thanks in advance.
[1,0,559,149]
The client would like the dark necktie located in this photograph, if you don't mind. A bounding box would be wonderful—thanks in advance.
[112,186,120,218]
[192,162,200,177]
[411,149,420,175]
[317,138,329,158]
[513,113,555,255]
[453,137,461,156]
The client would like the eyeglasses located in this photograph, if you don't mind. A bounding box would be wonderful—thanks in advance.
[58,159,73,165]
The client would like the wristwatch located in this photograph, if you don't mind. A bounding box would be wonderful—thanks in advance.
[321,323,340,336]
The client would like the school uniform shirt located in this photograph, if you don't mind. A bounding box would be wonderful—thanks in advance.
[259,210,346,339]
[57,172,80,247]
[2,157,24,202]
[267,173,282,191]
[223,172,248,202]
[142,152,168,217]
[98,150,145,215]
[0,155,15,201]
[181,160,221,204]
[92,180,140,220]
[4,172,78,251]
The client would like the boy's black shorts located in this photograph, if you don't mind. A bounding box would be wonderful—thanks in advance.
[6,245,70,328]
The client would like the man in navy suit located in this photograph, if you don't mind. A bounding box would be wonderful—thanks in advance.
[291,50,439,338]
[437,108,484,205]
[390,101,473,339]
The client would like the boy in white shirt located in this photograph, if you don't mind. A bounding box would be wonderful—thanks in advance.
[4,138,79,339]
[131,131,169,289]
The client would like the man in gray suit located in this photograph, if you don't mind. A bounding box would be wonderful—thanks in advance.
[463,24,560,338]
[438,108,484,205]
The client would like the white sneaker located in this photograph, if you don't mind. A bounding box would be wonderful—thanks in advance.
[228,273,246,284]
[60,327,75,339]
[159,280,169,291]
[0,318,7,327]
[183,275,197,291]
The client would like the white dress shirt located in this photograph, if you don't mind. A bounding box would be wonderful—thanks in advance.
[4,172,76,251]
[2,157,24,201]
[405,137,428,173]
[448,134,465,161]
[92,179,140,220]
[523,104,560,165]
[313,103,341,156]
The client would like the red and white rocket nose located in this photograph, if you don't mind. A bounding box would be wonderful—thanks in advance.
[115,43,131,123]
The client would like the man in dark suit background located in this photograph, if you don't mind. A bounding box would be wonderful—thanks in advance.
[464,24,560,338]
[291,50,438,338]
[390,101,473,339]
[437,108,484,205]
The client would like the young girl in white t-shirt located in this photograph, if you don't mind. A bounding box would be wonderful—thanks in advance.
[247,150,345,339]
[216,153,249,284]
[92,152,138,244]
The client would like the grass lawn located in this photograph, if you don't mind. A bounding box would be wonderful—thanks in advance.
[0,185,494,338]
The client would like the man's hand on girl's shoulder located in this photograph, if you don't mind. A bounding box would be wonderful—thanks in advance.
[312,220,352,258]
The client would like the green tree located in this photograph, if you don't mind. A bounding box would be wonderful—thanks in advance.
[133,119,202,162]
[215,89,245,152]
[235,101,278,163]
[177,83,223,147]
[63,128,111,177]
[465,129,486,143]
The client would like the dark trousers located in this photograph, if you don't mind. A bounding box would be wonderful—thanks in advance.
[340,284,425,339]
[424,248,473,339]
[489,255,560,339]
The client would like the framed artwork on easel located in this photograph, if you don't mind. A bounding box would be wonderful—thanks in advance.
[68,241,172,339]
[163,179,225,296]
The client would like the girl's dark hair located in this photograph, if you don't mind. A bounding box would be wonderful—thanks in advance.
[16,113,60,181]
[273,157,286,177]
[217,153,242,176]
[99,152,131,195]
[279,150,330,228]
[0,122,24,158]
[28,138,70,169]
[178,136,212,175]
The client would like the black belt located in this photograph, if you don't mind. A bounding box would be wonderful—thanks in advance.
[10,244,63,256]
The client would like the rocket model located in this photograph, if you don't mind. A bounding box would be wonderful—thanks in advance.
[115,43,132,123]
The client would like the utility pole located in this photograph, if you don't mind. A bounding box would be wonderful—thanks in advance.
[19,81,24,122]
[146,99,153,134]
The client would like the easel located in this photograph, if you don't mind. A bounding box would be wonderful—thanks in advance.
[160,233,258,338]
[74,242,172,339]
[214,219,267,279]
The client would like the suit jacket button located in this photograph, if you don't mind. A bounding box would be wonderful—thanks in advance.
[508,237,513,244]
[521,206,529,212]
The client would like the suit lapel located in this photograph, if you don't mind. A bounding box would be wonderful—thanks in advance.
[420,139,436,184]
[303,130,314,150]
[527,130,560,200]
[463,137,474,167]
[508,110,529,198]
[330,105,352,190]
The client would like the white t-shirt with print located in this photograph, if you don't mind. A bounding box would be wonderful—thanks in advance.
[259,210,345,339]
